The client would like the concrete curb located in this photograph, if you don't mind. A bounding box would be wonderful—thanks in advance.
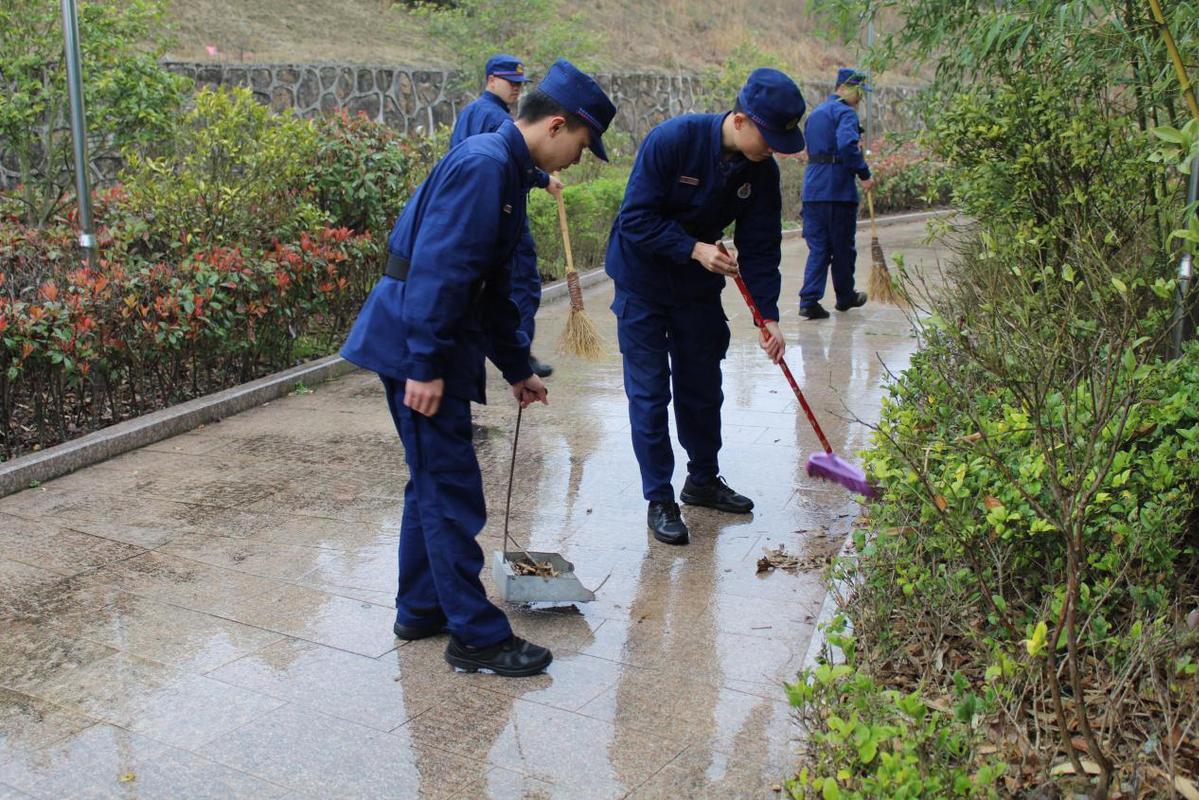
[0,355,356,498]
[0,208,950,499]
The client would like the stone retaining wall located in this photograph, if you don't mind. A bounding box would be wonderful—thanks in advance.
[162,62,923,142]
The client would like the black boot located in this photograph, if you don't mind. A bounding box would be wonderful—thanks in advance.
[444,634,552,677]
[800,302,830,320]
[835,291,868,311]
[680,475,754,513]
[529,354,554,377]
[393,620,447,641]
[647,500,689,545]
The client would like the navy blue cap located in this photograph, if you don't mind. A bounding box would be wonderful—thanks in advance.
[835,67,872,92]
[536,58,617,161]
[485,54,528,83]
[737,68,807,154]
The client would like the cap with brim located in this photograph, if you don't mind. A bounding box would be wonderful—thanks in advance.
[835,67,872,92]
[737,68,807,154]
[486,54,529,83]
[537,58,617,161]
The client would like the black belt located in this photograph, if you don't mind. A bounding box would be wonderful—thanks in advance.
[808,154,842,164]
[384,252,410,280]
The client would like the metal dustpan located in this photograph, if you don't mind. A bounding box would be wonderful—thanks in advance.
[492,550,596,604]
[493,405,596,604]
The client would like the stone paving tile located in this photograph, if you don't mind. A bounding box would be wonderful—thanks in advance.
[0,561,68,623]
[0,689,97,762]
[0,623,118,696]
[206,638,422,731]
[24,652,286,751]
[83,551,286,616]
[444,767,559,800]
[0,723,290,799]
[398,694,686,798]
[199,703,484,799]
[219,583,398,657]
[625,748,788,800]
[43,592,287,674]
[0,514,145,577]
[154,532,327,581]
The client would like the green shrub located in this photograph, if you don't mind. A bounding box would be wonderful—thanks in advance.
[527,173,627,280]
[119,87,322,255]
[786,618,1007,800]
[307,112,448,236]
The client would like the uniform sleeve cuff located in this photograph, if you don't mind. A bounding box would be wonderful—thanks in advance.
[406,357,442,382]
[503,365,535,385]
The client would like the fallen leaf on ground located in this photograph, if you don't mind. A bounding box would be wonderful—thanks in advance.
[119,773,136,783]
[1050,759,1101,776]
[511,558,558,577]
[933,494,948,511]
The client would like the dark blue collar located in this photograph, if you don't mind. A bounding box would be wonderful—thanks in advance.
[497,120,539,190]
[713,112,748,177]
[480,90,511,113]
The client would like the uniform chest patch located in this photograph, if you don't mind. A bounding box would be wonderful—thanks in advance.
[502,203,512,214]
[678,175,700,186]
[737,182,752,199]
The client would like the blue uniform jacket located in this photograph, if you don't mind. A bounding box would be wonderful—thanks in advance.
[451,92,550,189]
[340,121,537,403]
[604,113,784,321]
[801,96,871,203]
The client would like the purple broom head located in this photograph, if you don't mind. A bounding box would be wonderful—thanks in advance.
[806,452,878,498]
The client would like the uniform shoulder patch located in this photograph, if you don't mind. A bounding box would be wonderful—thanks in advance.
[737,182,752,199]
[678,175,700,186]
[502,203,512,214]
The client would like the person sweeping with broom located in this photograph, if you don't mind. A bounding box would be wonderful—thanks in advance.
[340,59,616,676]
[798,68,874,320]
[605,68,806,546]
[450,54,562,378]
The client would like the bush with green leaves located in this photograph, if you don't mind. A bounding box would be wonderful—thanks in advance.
[527,173,627,281]
[119,87,323,256]
[0,0,188,227]
[786,618,1007,800]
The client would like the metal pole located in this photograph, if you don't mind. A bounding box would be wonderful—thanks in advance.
[864,13,875,156]
[1173,163,1198,357]
[60,0,95,269]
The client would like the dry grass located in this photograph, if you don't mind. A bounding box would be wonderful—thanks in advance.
[160,0,921,82]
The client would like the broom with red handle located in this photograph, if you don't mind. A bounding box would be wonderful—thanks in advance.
[720,243,877,498]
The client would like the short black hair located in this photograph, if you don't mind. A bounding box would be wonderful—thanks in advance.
[517,89,586,130]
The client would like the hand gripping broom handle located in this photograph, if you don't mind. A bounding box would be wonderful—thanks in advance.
[552,173,585,312]
[720,243,835,455]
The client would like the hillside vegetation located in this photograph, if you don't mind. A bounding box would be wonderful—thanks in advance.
[161,0,918,83]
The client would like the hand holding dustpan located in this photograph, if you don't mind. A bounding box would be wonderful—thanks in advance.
[718,243,877,498]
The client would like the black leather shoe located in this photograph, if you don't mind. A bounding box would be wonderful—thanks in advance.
[835,291,868,312]
[647,500,689,545]
[393,620,447,641]
[680,475,754,513]
[800,302,830,320]
[444,635,552,677]
[529,355,554,377]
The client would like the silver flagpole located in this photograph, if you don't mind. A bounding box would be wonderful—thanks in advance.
[61,0,96,269]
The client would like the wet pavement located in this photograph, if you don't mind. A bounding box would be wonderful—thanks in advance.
[0,219,943,799]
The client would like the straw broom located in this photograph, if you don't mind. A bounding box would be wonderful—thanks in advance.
[554,180,604,359]
[865,189,901,306]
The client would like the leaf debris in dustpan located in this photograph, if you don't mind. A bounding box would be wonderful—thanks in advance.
[510,557,559,577]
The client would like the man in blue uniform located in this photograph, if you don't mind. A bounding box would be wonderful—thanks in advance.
[798,68,875,320]
[605,68,805,546]
[451,54,562,379]
[341,59,616,677]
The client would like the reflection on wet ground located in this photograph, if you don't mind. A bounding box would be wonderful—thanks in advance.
[0,221,944,798]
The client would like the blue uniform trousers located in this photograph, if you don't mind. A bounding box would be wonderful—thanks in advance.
[382,377,512,648]
[512,224,542,345]
[800,201,859,307]
[613,289,731,502]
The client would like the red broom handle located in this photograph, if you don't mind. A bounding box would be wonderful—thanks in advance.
[722,244,835,455]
